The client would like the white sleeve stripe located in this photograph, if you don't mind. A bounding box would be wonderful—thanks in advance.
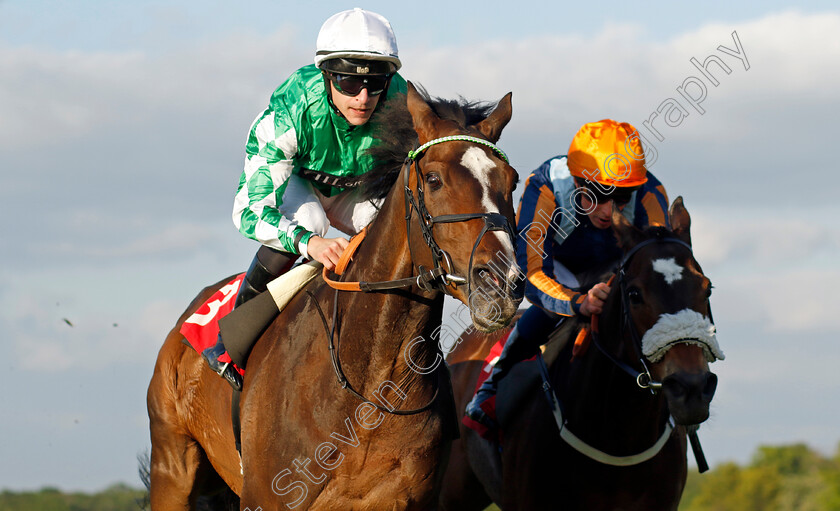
[254,112,276,151]
[275,127,298,160]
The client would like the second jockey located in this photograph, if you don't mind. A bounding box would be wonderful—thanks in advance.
[465,119,671,430]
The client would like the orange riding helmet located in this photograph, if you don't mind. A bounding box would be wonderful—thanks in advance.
[566,119,648,188]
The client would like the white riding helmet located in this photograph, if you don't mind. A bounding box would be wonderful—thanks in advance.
[314,8,402,73]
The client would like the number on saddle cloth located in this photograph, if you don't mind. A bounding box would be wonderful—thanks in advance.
[180,274,245,357]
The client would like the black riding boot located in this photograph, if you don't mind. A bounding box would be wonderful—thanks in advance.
[465,306,560,429]
[202,246,296,390]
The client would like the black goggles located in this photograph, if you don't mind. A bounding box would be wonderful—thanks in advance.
[327,72,391,97]
[579,180,638,206]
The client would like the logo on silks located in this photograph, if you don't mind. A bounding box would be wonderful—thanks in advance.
[355,65,370,74]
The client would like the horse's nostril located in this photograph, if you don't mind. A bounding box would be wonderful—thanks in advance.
[474,266,504,292]
[663,377,686,399]
[665,372,717,404]
[703,372,718,400]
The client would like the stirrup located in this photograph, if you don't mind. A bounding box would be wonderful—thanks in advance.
[216,361,243,391]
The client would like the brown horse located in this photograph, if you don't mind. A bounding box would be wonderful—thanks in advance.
[147,83,523,511]
[440,198,723,511]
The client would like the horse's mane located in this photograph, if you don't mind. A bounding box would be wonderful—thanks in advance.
[361,86,499,200]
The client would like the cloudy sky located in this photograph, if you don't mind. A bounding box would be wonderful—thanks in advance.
[1,0,839,492]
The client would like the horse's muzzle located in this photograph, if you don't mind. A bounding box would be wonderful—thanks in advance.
[662,371,718,425]
[467,264,522,332]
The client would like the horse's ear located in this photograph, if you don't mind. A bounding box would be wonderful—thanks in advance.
[406,81,440,145]
[669,196,692,246]
[612,203,645,249]
[476,92,512,143]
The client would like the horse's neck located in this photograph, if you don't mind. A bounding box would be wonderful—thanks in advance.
[333,185,443,403]
[558,299,669,448]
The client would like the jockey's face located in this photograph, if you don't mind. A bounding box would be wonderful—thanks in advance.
[329,81,381,126]
[578,186,627,229]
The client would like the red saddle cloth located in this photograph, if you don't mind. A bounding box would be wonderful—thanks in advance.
[462,330,537,442]
[180,273,246,376]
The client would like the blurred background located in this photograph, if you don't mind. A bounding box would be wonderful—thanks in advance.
[1,0,838,498]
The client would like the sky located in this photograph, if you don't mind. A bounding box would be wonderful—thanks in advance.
[1,0,839,493]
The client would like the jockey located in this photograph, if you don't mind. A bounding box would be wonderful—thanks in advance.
[465,119,670,429]
[202,8,407,390]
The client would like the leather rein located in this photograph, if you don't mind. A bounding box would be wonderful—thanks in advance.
[591,237,696,391]
[311,135,515,415]
[537,236,712,467]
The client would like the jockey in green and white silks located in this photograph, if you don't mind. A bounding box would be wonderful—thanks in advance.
[203,8,406,390]
[233,63,407,258]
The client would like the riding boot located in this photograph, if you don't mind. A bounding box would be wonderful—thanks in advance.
[464,324,538,429]
[464,306,561,430]
[202,247,296,390]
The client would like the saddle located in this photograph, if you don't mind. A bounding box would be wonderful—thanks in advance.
[180,261,322,371]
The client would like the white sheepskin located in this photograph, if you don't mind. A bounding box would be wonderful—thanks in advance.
[641,309,724,363]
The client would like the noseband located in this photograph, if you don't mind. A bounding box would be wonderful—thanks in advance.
[403,135,516,295]
[537,236,712,467]
[591,237,700,391]
[313,135,516,416]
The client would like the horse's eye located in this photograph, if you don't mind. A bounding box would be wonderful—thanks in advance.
[627,288,643,304]
[426,173,442,190]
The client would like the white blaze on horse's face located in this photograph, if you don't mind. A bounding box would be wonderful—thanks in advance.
[460,147,514,253]
[652,257,684,285]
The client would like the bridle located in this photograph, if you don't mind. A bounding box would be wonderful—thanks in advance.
[402,135,516,297]
[321,135,516,296]
[314,134,517,415]
[537,235,714,467]
[591,237,698,391]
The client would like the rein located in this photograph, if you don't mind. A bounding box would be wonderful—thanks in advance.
[306,289,441,416]
[321,135,514,294]
[591,237,695,391]
[315,135,514,415]
[537,353,675,466]
[538,236,712,467]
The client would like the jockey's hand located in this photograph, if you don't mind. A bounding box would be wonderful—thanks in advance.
[579,282,610,317]
[307,235,349,271]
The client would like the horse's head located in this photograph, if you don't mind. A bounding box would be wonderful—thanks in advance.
[609,197,723,425]
[403,83,522,332]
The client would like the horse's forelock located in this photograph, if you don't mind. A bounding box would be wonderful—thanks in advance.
[645,225,677,241]
[361,90,500,200]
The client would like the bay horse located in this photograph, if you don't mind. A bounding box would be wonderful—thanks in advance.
[146,82,522,511]
[439,198,723,511]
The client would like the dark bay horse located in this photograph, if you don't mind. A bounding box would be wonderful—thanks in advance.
[440,198,723,511]
[147,83,522,510]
